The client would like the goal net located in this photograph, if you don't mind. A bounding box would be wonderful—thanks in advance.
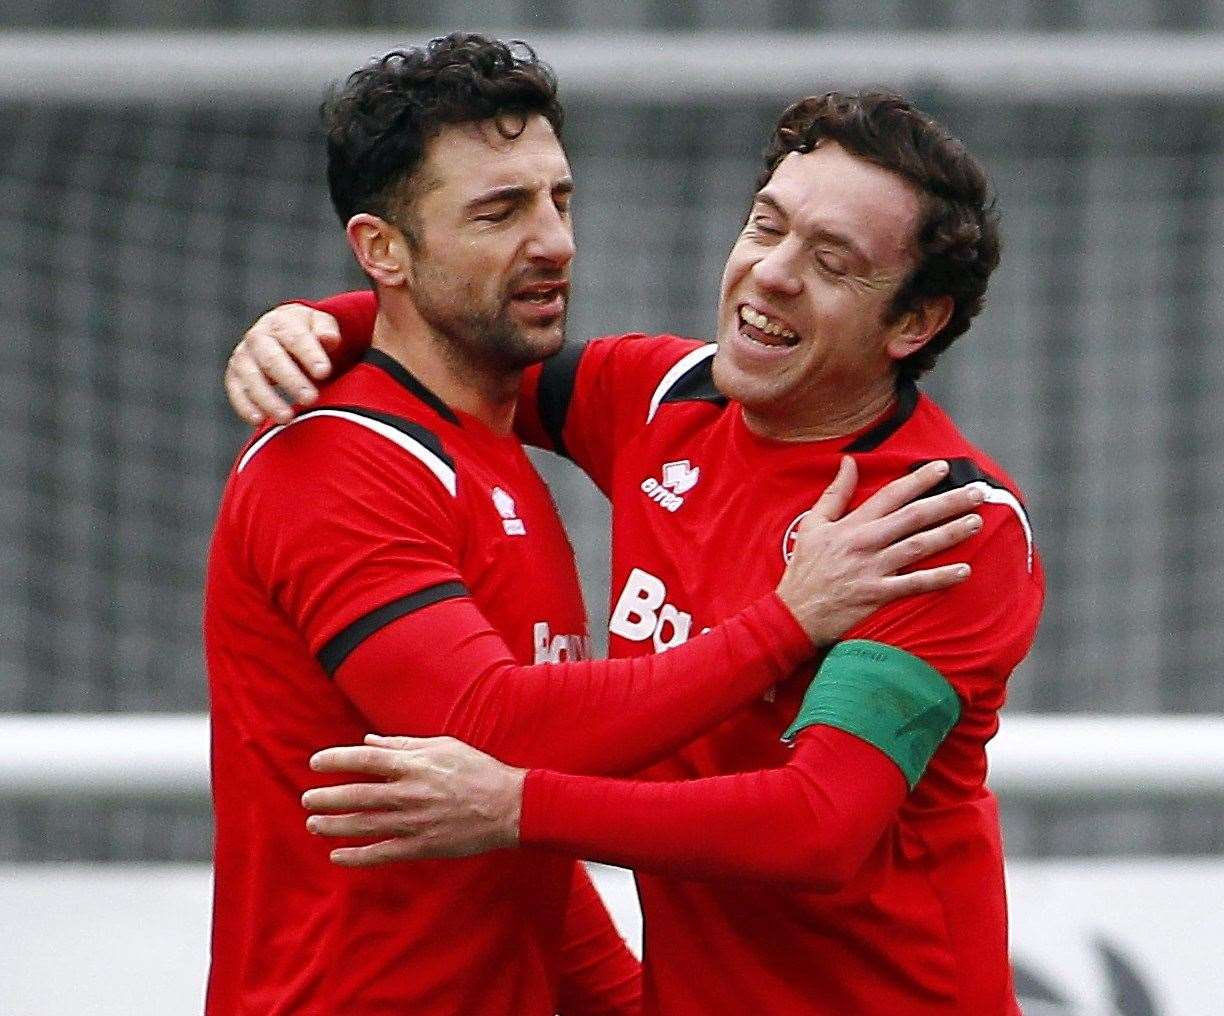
[2,31,1223,860]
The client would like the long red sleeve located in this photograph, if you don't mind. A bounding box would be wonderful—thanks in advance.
[556,866,641,1016]
[337,592,813,774]
[519,725,907,888]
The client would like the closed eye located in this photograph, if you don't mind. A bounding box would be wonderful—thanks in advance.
[475,207,513,223]
[749,215,783,237]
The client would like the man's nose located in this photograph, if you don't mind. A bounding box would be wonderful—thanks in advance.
[527,205,576,266]
[752,241,804,298]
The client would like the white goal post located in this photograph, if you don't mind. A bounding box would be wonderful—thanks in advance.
[1,30,1224,103]
[1,713,1222,803]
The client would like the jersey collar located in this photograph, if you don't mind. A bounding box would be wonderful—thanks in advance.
[841,379,919,453]
[361,348,460,426]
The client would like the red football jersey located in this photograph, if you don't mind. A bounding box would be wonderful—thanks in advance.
[516,333,1044,1016]
[204,349,592,1015]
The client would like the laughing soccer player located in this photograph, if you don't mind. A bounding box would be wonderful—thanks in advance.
[205,37,986,1016]
[227,92,1041,1014]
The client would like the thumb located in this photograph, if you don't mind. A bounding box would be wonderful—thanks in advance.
[809,456,857,523]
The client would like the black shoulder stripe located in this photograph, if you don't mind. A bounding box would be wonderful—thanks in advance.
[321,405,454,472]
[658,354,727,410]
[843,380,919,453]
[236,405,456,486]
[362,349,459,425]
[317,580,469,677]
[905,456,998,496]
[536,341,586,460]
[905,457,1035,570]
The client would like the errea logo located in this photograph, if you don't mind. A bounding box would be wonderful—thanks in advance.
[640,459,700,512]
[491,486,526,536]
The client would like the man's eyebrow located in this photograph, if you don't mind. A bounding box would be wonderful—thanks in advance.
[754,190,868,262]
[465,178,574,211]
[465,185,532,210]
[752,191,787,218]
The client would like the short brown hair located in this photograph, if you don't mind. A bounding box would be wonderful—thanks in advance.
[759,92,1000,380]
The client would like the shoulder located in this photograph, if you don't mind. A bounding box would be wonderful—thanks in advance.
[895,391,1029,504]
[532,333,717,453]
[575,333,710,391]
[218,401,465,595]
[569,333,722,422]
[862,392,1038,574]
[920,400,1034,565]
[232,398,460,521]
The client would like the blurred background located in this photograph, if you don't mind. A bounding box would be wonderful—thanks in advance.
[2,2,1223,1014]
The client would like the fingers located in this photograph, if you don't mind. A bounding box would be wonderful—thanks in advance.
[309,744,407,779]
[307,811,407,839]
[225,371,266,428]
[852,460,951,521]
[364,733,432,750]
[257,306,337,385]
[807,456,857,523]
[227,346,294,425]
[876,513,982,573]
[879,562,971,599]
[304,739,454,811]
[302,778,400,814]
[224,304,341,426]
[329,838,429,867]
[304,309,341,377]
[862,483,986,549]
[245,328,320,407]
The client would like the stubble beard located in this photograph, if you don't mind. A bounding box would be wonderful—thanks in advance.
[408,268,566,380]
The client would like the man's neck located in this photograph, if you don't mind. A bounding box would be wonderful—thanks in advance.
[370,304,519,433]
[740,375,900,443]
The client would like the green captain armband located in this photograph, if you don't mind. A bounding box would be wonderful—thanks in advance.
[781,640,961,789]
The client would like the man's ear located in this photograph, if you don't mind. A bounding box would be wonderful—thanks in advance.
[345,213,409,287]
[885,295,954,361]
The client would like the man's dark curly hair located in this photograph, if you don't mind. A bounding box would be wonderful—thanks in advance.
[758,92,1000,380]
[323,33,563,238]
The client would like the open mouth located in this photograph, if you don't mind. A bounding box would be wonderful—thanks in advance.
[510,281,568,320]
[738,303,799,348]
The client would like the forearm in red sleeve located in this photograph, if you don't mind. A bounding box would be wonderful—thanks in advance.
[519,725,906,888]
[295,289,377,371]
[556,864,641,1016]
[336,592,813,775]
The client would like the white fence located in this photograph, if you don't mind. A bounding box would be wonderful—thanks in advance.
[3,712,1224,802]
[3,713,1224,1015]
[3,30,1224,102]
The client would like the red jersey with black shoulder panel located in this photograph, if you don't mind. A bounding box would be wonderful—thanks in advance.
[204,348,593,1016]
[515,332,1043,1016]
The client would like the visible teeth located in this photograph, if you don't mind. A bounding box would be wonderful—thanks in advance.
[739,305,795,339]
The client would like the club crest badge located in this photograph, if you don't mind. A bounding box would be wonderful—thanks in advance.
[782,510,809,563]
[491,486,525,536]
